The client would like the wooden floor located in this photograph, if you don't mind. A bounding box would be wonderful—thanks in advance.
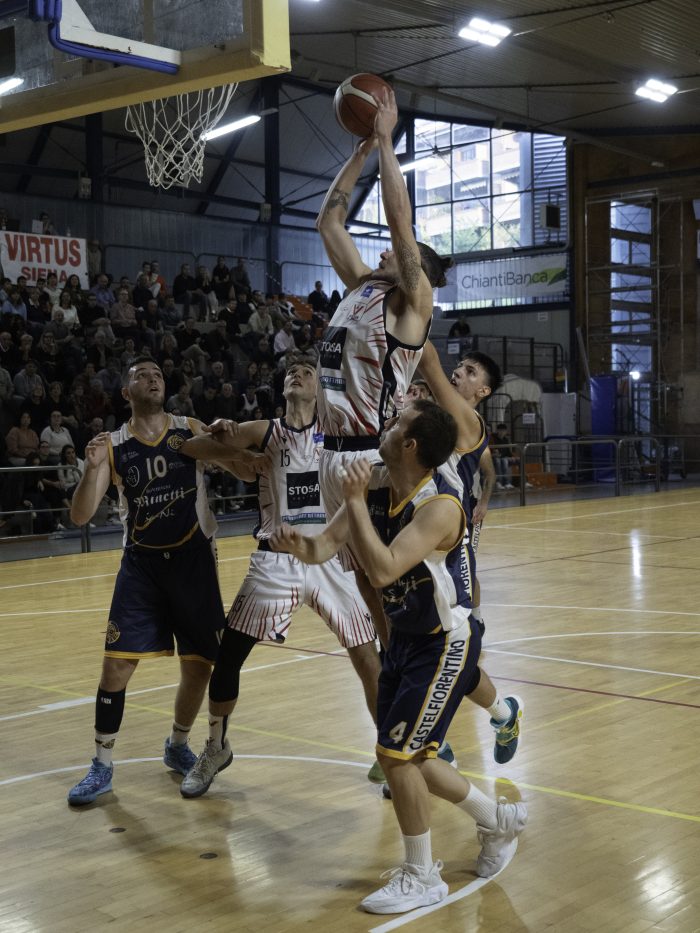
[2,488,700,933]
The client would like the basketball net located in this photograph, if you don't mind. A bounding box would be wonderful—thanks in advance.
[125,84,238,190]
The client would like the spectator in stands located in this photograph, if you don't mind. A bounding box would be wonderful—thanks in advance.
[65,274,83,305]
[237,383,259,421]
[157,332,181,368]
[194,265,218,320]
[79,291,114,344]
[212,256,231,303]
[13,359,44,403]
[214,381,238,420]
[15,333,36,371]
[294,323,316,357]
[6,411,39,465]
[110,287,140,342]
[173,263,199,320]
[448,315,473,352]
[273,318,296,362]
[43,308,74,352]
[204,320,235,372]
[35,332,62,383]
[166,382,195,417]
[150,261,168,299]
[193,384,218,423]
[86,331,113,372]
[235,289,254,329]
[230,257,251,296]
[135,298,161,353]
[178,357,199,397]
[247,301,275,339]
[204,359,227,392]
[175,317,208,372]
[90,274,115,313]
[42,272,62,309]
[3,289,27,322]
[55,289,79,327]
[0,331,19,373]
[58,443,85,516]
[491,422,515,491]
[132,272,155,312]
[217,296,242,339]
[20,383,50,430]
[67,381,89,430]
[87,240,102,282]
[46,380,78,430]
[40,410,74,463]
[21,450,56,533]
[84,379,114,431]
[25,287,45,334]
[251,334,274,367]
[97,357,122,402]
[0,360,12,414]
[307,280,329,315]
[120,337,139,372]
[161,358,180,399]
[328,289,342,316]
[39,211,56,235]
[74,415,103,459]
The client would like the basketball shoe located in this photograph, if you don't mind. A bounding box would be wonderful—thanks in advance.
[67,758,113,806]
[476,798,527,877]
[163,738,197,775]
[491,695,523,764]
[360,861,447,914]
[180,738,233,798]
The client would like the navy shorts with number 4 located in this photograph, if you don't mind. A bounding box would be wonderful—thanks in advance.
[105,543,225,662]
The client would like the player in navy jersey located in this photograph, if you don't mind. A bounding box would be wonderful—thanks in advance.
[66,357,250,806]
[418,340,524,762]
[271,401,526,915]
[172,358,381,798]
[316,86,453,650]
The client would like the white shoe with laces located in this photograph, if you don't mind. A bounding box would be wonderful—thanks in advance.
[360,860,447,914]
[476,798,527,877]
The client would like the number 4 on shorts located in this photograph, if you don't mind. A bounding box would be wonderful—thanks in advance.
[388,721,407,743]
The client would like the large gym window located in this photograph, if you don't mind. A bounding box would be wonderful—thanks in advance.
[354,121,567,256]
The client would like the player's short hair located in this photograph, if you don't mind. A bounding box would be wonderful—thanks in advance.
[462,351,503,394]
[284,351,317,374]
[124,355,161,385]
[417,242,454,289]
[404,399,457,469]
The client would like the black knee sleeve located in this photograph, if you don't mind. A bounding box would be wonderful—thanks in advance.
[95,687,126,734]
[463,666,482,697]
[208,629,257,704]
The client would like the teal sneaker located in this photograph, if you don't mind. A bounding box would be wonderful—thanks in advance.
[164,738,197,775]
[67,758,113,806]
[491,696,523,764]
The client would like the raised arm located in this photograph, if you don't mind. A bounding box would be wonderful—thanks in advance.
[417,341,482,448]
[473,446,495,525]
[374,88,433,326]
[70,433,112,526]
[316,140,375,289]
[179,418,269,461]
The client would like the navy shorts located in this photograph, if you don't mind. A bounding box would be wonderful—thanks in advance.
[377,613,482,760]
[105,542,226,662]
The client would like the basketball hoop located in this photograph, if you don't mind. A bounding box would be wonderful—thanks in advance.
[125,84,238,190]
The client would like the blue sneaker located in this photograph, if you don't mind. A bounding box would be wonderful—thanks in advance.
[164,738,197,775]
[382,742,457,800]
[67,757,113,806]
[491,696,523,764]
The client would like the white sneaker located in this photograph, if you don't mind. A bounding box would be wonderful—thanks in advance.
[360,861,447,914]
[476,798,527,877]
[495,482,505,491]
[180,738,233,798]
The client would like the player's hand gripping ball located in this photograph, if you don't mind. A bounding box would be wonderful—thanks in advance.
[334,73,393,137]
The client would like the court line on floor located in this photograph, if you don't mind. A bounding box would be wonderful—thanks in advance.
[484,602,700,618]
[487,630,700,645]
[487,496,700,528]
[486,525,683,540]
[495,675,700,710]
[486,648,700,680]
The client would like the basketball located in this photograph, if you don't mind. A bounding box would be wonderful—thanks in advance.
[334,73,392,137]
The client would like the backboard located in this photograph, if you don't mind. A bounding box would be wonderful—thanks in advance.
[0,0,290,133]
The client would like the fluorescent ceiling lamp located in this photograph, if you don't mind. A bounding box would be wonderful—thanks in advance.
[459,17,511,47]
[202,114,261,141]
[399,157,440,174]
[635,78,678,103]
[629,370,641,381]
[0,77,23,96]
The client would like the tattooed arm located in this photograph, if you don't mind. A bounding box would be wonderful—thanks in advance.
[374,88,433,333]
[316,139,375,289]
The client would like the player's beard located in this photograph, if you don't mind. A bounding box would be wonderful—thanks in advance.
[136,390,165,415]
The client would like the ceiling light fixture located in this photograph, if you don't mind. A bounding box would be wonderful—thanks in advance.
[0,77,23,96]
[399,156,440,174]
[635,78,678,103]
[202,114,261,141]
[458,17,511,47]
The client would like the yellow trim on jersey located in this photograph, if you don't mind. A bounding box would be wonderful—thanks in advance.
[180,653,215,664]
[127,415,171,447]
[412,493,466,552]
[128,521,201,550]
[376,742,440,762]
[104,649,174,659]
[453,413,487,455]
[388,472,434,517]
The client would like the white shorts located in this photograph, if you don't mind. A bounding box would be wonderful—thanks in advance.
[227,550,376,648]
[319,447,382,571]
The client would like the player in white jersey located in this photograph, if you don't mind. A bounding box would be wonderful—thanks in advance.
[271,401,526,915]
[175,358,382,798]
[316,86,453,644]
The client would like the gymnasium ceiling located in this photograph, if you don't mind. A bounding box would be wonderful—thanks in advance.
[2,0,700,227]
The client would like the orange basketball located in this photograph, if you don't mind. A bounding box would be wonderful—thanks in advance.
[334,73,393,138]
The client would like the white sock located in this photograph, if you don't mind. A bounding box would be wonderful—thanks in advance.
[403,830,433,875]
[458,784,498,829]
[94,731,118,766]
[170,721,190,746]
[488,695,512,723]
[471,606,483,622]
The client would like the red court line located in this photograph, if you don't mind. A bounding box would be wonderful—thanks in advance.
[255,641,700,710]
